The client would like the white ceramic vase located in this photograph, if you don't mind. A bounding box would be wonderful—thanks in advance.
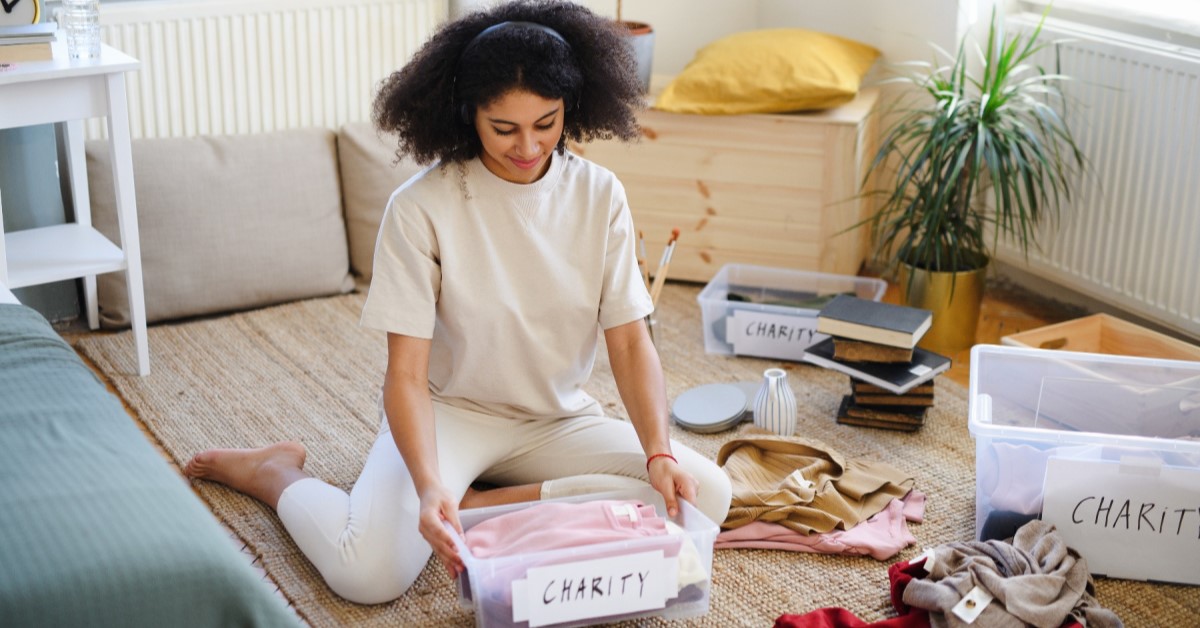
[753,368,797,436]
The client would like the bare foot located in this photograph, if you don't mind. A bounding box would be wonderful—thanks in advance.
[184,441,309,509]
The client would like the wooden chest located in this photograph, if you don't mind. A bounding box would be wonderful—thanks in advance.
[573,88,880,283]
[1001,313,1200,361]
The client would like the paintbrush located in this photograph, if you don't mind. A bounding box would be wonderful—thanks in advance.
[637,230,651,290]
[649,228,679,308]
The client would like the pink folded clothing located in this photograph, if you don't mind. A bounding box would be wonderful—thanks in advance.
[465,499,668,559]
[715,491,925,561]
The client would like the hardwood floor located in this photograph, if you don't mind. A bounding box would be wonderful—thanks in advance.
[877,275,1087,389]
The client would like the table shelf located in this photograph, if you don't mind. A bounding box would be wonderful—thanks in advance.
[5,224,126,288]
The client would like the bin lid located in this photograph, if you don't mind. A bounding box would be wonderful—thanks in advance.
[671,382,750,433]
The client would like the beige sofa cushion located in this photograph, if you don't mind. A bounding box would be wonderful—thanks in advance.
[87,128,355,327]
[337,122,425,283]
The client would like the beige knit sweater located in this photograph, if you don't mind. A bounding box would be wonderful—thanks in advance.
[717,434,915,533]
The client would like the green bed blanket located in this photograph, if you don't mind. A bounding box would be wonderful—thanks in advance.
[0,304,299,627]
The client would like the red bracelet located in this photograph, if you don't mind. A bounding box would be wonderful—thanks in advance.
[645,453,678,472]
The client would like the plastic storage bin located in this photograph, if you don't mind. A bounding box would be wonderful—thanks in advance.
[967,344,1200,584]
[696,263,886,361]
[449,486,719,627]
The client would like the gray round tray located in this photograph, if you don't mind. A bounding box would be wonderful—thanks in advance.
[671,383,748,433]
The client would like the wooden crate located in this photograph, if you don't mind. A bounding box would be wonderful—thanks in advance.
[1001,313,1200,361]
[572,88,880,283]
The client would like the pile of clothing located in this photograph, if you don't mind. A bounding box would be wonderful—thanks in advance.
[716,434,924,560]
[775,520,1124,627]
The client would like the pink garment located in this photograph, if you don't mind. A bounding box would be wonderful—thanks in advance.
[900,491,925,523]
[714,491,925,560]
[465,499,668,559]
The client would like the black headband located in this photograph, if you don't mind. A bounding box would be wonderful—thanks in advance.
[462,20,571,55]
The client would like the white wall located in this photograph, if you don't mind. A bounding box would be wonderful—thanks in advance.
[451,1,1014,78]
[581,0,979,78]
[756,0,962,68]
[576,0,758,76]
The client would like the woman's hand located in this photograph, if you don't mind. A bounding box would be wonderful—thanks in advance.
[417,485,465,578]
[647,455,698,518]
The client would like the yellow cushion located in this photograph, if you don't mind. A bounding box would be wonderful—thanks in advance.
[655,29,880,115]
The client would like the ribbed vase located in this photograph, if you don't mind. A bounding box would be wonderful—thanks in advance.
[753,368,797,436]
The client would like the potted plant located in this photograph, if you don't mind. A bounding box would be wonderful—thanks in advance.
[617,0,654,93]
[861,7,1085,354]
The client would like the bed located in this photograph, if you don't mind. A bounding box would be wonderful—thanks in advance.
[0,303,299,627]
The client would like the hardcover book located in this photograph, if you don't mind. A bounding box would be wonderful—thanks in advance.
[852,391,935,407]
[0,42,52,62]
[832,338,914,363]
[803,337,950,394]
[838,396,927,424]
[836,397,923,432]
[816,294,932,349]
[852,381,934,396]
[836,416,923,432]
[0,23,58,45]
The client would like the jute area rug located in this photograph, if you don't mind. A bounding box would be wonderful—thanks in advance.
[76,283,1200,627]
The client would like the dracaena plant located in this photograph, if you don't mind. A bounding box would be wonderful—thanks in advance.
[863,6,1086,275]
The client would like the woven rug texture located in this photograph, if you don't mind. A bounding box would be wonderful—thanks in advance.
[75,283,1200,627]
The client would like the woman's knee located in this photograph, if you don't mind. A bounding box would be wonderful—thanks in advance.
[321,548,430,605]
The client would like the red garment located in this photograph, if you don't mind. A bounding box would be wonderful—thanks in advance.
[773,559,1087,628]
[773,559,931,628]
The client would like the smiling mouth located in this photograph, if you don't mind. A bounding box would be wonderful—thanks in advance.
[510,155,542,169]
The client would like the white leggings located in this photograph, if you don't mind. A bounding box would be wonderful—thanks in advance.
[275,401,732,604]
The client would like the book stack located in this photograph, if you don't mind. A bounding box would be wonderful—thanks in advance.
[0,23,57,64]
[801,294,950,432]
[836,381,934,432]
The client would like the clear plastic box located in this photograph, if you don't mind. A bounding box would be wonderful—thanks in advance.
[449,486,719,628]
[967,344,1200,583]
[696,263,887,360]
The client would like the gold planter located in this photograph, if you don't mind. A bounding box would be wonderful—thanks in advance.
[897,260,988,356]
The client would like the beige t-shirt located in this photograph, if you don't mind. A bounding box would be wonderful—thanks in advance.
[361,151,653,421]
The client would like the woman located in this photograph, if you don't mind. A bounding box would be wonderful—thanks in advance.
[185,0,732,604]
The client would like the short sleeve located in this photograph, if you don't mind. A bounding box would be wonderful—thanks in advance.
[359,190,440,337]
[598,179,654,330]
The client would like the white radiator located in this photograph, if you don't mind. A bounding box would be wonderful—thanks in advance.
[1001,14,1200,339]
[92,0,446,139]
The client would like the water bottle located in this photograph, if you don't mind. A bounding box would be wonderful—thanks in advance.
[59,0,102,60]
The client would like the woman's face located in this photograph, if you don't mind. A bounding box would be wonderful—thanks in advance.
[474,89,565,184]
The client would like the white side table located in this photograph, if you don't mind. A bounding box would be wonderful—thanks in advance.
[0,283,18,305]
[0,42,149,375]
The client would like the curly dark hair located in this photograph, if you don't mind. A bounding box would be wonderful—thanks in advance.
[372,0,643,165]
